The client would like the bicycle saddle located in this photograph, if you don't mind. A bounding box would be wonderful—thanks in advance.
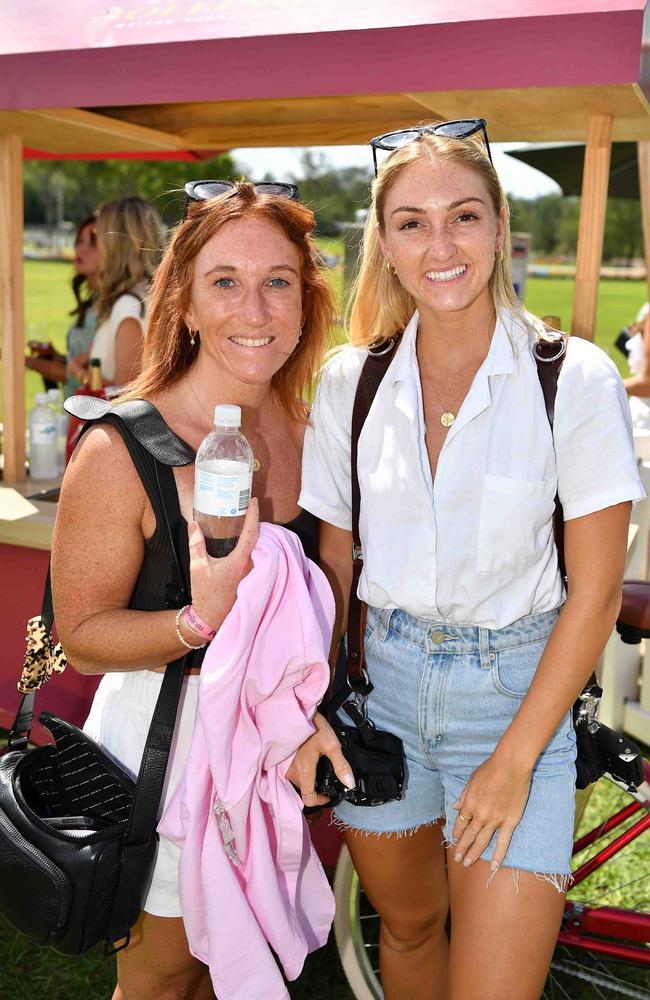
[616,580,650,643]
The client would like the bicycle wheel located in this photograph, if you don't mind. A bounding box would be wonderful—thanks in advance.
[544,769,650,1000]
[333,845,383,1000]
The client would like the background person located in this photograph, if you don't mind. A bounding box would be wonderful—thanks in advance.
[52,181,350,999]
[25,214,99,396]
[295,123,644,1000]
[68,196,165,391]
[622,301,650,430]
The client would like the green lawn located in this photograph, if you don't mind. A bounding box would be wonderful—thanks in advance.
[11,262,648,429]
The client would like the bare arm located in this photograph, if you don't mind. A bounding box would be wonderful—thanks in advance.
[113,317,143,386]
[453,502,631,869]
[624,313,650,396]
[26,355,67,383]
[496,501,630,767]
[52,423,258,674]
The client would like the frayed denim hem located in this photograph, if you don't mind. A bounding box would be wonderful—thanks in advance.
[330,812,444,839]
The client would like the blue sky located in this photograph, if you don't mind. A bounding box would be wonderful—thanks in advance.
[233,143,562,199]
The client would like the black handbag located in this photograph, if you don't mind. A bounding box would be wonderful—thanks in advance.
[0,569,187,956]
[0,419,191,956]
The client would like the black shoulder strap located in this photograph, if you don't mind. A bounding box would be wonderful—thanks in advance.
[64,396,194,467]
[346,338,401,695]
[533,330,569,579]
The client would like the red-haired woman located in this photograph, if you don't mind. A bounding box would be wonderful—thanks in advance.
[52,182,351,999]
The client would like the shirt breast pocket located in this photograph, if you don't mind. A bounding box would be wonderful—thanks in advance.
[477,473,557,576]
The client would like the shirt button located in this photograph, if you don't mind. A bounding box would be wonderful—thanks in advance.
[435,734,443,742]
[431,630,445,645]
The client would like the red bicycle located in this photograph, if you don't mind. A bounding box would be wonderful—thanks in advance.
[322,583,650,1000]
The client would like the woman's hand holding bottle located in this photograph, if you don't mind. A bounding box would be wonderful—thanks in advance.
[187,498,259,635]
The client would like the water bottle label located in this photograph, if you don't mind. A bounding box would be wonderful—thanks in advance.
[194,466,251,517]
[32,423,57,445]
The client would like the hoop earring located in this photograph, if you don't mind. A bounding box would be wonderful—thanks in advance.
[495,246,504,263]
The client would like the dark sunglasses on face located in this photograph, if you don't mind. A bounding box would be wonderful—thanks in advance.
[370,118,492,175]
[183,180,300,220]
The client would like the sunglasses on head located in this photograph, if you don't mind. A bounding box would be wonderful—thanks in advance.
[370,118,492,175]
[183,180,300,220]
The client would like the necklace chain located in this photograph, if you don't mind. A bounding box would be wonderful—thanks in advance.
[421,316,494,428]
[189,380,273,472]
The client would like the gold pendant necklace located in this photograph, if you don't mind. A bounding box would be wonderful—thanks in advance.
[190,381,274,472]
[422,313,495,428]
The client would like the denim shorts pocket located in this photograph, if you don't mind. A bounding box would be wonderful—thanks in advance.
[491,637,547,698]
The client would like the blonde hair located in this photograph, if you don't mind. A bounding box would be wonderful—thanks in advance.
[95,197,166,323]
[349,131,523,348]
[120,183,335,422]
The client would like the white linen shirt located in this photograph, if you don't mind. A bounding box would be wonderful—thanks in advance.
[299,309,645,629]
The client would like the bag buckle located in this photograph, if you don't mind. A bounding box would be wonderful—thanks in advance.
[104,931,130,957]
[576,685,602,732]
[6,731,29,752]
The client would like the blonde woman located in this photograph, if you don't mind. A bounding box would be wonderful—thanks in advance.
[293,121,644,999]
[69,196,165,389]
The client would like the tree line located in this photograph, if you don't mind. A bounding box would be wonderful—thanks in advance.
[25,153,644,261]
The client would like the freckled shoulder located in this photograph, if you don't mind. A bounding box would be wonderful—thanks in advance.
[58,423,149,527]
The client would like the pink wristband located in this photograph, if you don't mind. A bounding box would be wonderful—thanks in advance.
[183,604,217,641]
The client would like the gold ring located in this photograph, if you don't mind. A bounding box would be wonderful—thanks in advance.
[458,812,471,823]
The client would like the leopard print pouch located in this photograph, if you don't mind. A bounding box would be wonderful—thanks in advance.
[17,616,67,694]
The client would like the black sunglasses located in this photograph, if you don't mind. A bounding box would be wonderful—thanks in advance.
[183,180,300,219]
[370,119,492,175]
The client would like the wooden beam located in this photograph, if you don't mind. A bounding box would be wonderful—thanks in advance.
[638,141,650,304]
[571,115,612,341]
[0,135,25,482]
[0,108,185,155]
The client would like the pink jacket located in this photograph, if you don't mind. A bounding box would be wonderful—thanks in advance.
[158,523,336,1000]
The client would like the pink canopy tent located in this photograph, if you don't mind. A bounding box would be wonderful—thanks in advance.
[1,0,650,481]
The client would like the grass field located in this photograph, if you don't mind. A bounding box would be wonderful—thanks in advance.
[3,259,648,428]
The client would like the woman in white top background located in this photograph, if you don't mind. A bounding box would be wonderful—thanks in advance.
[623,301,650,431]
[295,122,644,999]
[68,196,165,390]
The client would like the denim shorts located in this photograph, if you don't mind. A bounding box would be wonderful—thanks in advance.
[335,606,576,879]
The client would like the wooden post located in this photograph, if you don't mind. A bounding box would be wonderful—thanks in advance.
[571,115,612,341]
[638,141,650,304]
[0,134,25,482]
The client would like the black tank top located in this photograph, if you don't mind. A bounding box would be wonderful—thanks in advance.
[67,397,319,668]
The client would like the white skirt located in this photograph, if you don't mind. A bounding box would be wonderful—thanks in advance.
[83,669,200,918]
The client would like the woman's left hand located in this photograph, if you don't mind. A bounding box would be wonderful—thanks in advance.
[286,711,355,808]
[451,753,533,872]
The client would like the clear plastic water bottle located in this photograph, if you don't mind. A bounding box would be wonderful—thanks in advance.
[46,388,69,474]
[29,393,59,480]
[193,404,254,557]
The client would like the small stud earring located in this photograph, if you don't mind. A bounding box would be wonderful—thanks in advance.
[385,260,396,276]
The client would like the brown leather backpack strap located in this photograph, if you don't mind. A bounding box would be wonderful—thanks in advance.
[533,330,568,579]
[346,338,401,693]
